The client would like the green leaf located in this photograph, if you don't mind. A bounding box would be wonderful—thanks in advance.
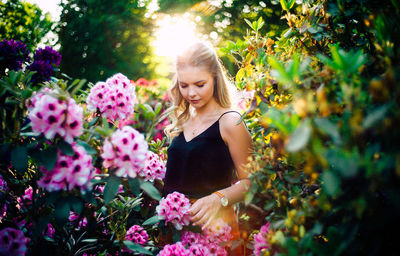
[104,175,121,205]
[142,215,160,226]
[362,104,389,129]
[140,181,161,201]
[70,196,83,215]
[321,171,340,196]
[55,197,70,225]
[244,18,254,30]
[58,140,75,156]
[128,178,141,196]
[314,118,341,144]
[11,146,28,174]
[77,140,97,155]
[286,119,311,152]
[42,146,58,171]
[236,68,245,83]
[123,241,152,255]
[280,0,289,11]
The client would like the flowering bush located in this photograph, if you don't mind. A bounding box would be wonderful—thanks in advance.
[87,73,137,122]
[125,225,149,245]
[101,126,148,178]
[253,222,270,256]
[0,227,28,255]
[156,192,191,230]
[27,88,83,143]
[0,39,30,74]
[157,242,188,256]
[139,151,166,182]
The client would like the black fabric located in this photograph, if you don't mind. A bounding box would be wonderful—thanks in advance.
[163,111,240,199]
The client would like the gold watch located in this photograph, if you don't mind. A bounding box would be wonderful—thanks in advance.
[213,191,228,207]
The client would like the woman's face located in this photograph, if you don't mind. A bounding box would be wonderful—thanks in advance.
[177,66,215,109]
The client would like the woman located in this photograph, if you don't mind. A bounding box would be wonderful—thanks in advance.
[163,41,253,254]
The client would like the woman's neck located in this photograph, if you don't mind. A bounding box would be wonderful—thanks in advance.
[192,98,222,119]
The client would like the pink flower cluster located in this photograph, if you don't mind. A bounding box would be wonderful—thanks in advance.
[235,89,255,112]
[125,225,148,245]
[27,88,83,143]
[101,126,148,178]
[253,222,271,256]
[156,192,191,230]
[180,218,232,256]
[69,211,88,229]
[138,151,166,182]
[87,73,137,121]
[38,143,94,192]
[157,242,188,256]
[0,227,28,255]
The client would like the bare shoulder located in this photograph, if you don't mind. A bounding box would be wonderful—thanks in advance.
[219,110,249,143]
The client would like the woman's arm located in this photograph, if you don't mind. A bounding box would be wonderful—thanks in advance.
[189,112,253,229]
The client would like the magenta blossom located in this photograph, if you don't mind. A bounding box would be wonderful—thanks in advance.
[156,192,191,230]
[37,143,94,192]
[69,212,87,229]
[87,73,137,122]
[157,242,189,256]
[0,174,7,191]
[253,222,271,256]
[27,88,83,143]
[125,225,148,245]
[138,151,166,182]
[0,227,28,255]
[101,126,148,178]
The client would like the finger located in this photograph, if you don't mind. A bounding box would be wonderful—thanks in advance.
[202,217,213,230]
[191,209,205,223]
[189,203,201,216]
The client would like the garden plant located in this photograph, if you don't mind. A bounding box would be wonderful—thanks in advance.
[0,0,399,255]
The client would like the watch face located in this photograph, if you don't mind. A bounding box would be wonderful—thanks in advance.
[221,197,228,207]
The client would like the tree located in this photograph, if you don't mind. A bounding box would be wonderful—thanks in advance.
[57,0,157,83]
[0,0,53,52]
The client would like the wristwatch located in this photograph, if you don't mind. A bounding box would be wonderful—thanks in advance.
[213,191,229,207]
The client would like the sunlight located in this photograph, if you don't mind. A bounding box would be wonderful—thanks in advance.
[152,14,201,58]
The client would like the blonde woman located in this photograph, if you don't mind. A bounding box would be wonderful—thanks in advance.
[163,41,253,254]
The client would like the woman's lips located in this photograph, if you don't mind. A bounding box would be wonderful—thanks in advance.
[190,100,200,104]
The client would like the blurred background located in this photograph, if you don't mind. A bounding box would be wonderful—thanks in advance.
[0,0,285,84]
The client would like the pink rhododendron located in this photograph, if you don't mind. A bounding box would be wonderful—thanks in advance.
[0,227,28,255]
[253,222,271,256]
[138,151,166,182]
[101,126,148,178]
[27,88,83,143]
[235,89,255,112]
[187,244,210,256]
[37,143,94,192]
[156,192,191,230]
[87,73,137,121]
[157,242,189,256]
[69,211,88,229]
[125,225,148,245]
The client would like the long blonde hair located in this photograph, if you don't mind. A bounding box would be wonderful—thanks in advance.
[164,41,232,140]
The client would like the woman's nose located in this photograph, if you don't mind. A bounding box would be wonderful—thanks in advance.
[188,87,196,98]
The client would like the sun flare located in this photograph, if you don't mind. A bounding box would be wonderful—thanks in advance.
[152,14,201,58]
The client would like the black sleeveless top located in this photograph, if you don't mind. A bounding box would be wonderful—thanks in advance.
[163,111,240,199]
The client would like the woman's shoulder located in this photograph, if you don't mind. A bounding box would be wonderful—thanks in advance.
[218,109,244,133]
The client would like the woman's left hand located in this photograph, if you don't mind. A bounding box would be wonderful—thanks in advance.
[189,193,221,230]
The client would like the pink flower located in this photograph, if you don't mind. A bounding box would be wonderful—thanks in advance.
[37,143,94,192]
[0,227,28,255]
[188,244,210,256]
[87,73,137,122]
[253,222,271,256]
[138,151,166,182]
[69,211,87,229]
[43,223,55,238]
[125,225,148,245]
[158,242,189,256]
[101,126,148,178]
[235,89,255,112]
[156,192,191,230]
[27,88,83,143]
[0,175,8,191]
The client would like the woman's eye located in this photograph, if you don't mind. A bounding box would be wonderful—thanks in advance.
[179,84,187,88]
[197,84,205,88]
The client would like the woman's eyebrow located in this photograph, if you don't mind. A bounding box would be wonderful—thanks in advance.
[179,80,206,85]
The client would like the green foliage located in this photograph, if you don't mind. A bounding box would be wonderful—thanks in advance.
[57,0,157,83]
[0,0,53,52]
[227,0,400,254]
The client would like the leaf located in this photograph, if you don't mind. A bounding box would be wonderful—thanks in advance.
[314,118,341,144]
[41,146,58,171]
[362,104,389,129]
[11,146,28,174]
[140,181,161,201]
[69,196,83,215]
[142,215,160,226]
[55,197,70,225]
[321,171,340,196]
[58,140,75,156]
[128,178,141,196]
[123,241,152,255]
[236,68,245,83]
[286,119,311,152]
[104,175,121,205]
[77,140,97,155]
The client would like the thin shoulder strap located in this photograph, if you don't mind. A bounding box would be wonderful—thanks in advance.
[217,110,241,121]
